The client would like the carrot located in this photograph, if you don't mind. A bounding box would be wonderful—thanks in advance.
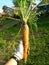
[22,23,29,63]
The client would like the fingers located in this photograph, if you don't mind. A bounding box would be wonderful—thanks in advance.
[14,40,23,60]
[18,40,23,53]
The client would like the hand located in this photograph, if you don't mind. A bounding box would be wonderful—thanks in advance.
[14,40,23,61]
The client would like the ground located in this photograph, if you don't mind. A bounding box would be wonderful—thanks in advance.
[0,15,49,65]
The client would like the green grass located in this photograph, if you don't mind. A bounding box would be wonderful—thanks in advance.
[2,18,14,25]
[0,16,49,65]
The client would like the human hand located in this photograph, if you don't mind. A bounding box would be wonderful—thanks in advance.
[14,40,23,61]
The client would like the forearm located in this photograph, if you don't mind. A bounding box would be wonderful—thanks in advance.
[5,58,17,65]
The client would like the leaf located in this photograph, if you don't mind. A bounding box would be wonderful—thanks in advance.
[32,23,38,32]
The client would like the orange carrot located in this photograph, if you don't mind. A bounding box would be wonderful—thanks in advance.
[22,23,29,63]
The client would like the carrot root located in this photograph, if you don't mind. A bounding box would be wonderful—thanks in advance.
[22,23,29,63]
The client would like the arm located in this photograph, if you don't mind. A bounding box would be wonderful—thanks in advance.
[5,58,17,65]
[5,40,23,65]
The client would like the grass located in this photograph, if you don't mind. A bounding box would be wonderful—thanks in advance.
[2,18,14,25]
[0,16,49,65]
